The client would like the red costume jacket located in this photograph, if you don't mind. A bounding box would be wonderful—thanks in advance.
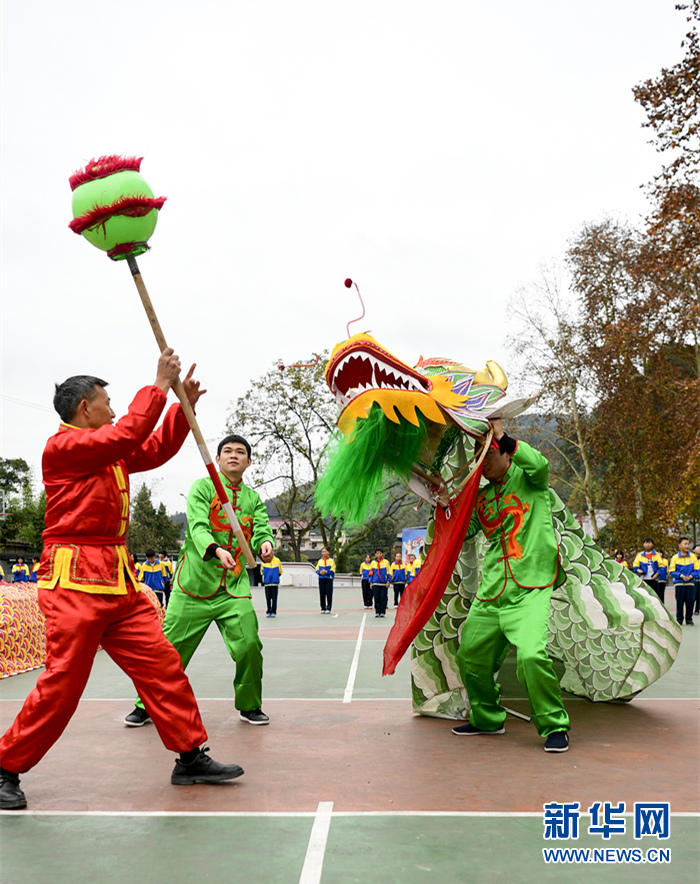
[38,386,189,595]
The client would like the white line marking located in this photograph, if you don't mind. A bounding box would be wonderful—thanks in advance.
[343,613,367,703]
[299,801,334,884]
[2,810,696,819]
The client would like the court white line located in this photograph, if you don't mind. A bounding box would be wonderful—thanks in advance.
[1,696,692,703]
[343,613,367,703]
[2,810,696,818]
[299,801,334,884]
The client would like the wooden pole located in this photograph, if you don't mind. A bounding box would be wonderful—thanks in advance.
[126,254,257,568]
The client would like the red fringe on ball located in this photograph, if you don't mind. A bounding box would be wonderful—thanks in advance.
[107,241,150,259]
[69,195,167,235]
[69,155,143,191]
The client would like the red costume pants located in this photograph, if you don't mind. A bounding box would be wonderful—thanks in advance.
[0,583,207,773]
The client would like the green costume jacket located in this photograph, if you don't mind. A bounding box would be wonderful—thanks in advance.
[466,439,561,600]
[174,473,274,599]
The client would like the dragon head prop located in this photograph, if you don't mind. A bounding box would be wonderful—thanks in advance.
[316,333,514,524]
[326,332,508,439]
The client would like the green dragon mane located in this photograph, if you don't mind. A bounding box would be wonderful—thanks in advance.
[315,405,427,526]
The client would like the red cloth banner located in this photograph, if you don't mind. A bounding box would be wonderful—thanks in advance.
[382,465,483,675]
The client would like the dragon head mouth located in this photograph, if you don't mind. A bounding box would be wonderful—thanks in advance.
[325,332,508,438]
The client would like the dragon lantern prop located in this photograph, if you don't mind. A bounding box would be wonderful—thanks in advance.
[316,329,681,718]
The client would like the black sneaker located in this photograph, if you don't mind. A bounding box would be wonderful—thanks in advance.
[686,620,694,626]
[0,769,27,810]
[544,731,570,753]
[171,748,244,785]
[124,707,152,727]
[239,708,270,725]
[452,722,505,736]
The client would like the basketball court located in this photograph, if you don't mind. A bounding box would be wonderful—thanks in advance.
[1,580,698,882]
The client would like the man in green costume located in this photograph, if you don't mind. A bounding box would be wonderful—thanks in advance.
[125,434,274,727]
[452,419,571,752]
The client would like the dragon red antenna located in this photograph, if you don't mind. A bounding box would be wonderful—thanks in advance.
[344,278,366,339]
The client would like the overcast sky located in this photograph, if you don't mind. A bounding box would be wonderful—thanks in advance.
[0,0,688,515]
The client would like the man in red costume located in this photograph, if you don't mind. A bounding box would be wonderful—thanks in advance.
[0,349,244,810]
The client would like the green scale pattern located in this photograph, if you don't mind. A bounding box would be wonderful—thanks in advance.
[410,442,683,719]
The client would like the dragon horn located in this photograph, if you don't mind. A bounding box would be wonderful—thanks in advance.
[472,360,508,391]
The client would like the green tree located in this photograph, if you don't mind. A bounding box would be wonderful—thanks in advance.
[567,217,698,550]
[0,466,46,552]
[127,484,181,553]
[0,457,31,496]
[507,264,602,540]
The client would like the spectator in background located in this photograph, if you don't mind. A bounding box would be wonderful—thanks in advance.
[657,552,668,606]
[316,548,336,614]
[29,557,40,583]
[158,550,174,607]
[261,554,283,617]
[360,554,373,609]
[406,553,417,583]
[632,538,664,603]
[669,537,699,626]
[614,550,628,569]
[11,558,30,582]
[389,553,407,607]
[369,549,389,618]
[694,544,700,615]
[139,548,168,607]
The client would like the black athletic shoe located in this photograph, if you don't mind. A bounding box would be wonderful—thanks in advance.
[0,769,27,810]
[544,732,570,753]
[452,723,505,735]
[171,748,244,785]
[124,707,152,727]
[239,708,270,725]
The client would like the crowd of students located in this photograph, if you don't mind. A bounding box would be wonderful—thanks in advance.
[619,536,700,626]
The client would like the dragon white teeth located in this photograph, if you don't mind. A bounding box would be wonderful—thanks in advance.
[332,349,427,397]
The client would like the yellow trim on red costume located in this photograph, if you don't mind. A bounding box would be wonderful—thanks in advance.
[38,545,140,595]
[112,465,129,537]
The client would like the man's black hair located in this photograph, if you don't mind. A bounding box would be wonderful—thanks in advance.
[375,548,383,554]
[678,536,689,544]
[159,549,167,557]
[217,434,251,458]
[643,536,654,544]
[145,548,156,558]
[53,375,108,423]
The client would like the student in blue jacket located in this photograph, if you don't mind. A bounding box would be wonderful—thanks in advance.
[669,537,700,626]
[389,553,407,607]
[316,548,336,613]
[370,549,389,618]
[262,556,283,617]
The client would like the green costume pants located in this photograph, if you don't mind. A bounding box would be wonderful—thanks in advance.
[135,588,263,713]
[456,584,570,737]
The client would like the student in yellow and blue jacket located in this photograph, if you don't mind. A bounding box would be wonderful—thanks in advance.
[316,548,336,613]
[11,558,30,582]
[369,549,389,618]
[159,550,174,607]
[139,548,168,607]
[632,538,664,603]
[669,537,700,626]
[30,557,40,583]
[406,553,417,583]
[359,554,373,608]
[389,553,407,607]
[262,555,283,617]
